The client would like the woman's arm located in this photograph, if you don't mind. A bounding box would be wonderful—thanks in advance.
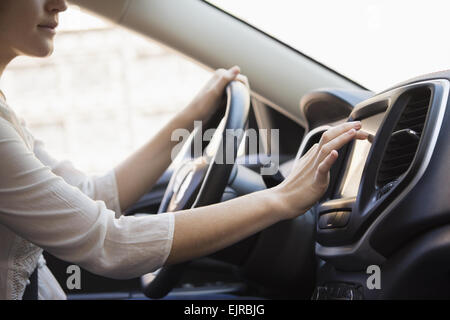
[0,114,365,278]
[0,117,174,279]
[165,121,368,265]
[114,67,244,212]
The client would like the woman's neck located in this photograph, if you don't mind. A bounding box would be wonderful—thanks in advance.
[0,64,6,102]
[0,51,16,81]
[0,57,9,79]
[0,53,15,103]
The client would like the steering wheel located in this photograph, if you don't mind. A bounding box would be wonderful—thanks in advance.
[141,81,251,299]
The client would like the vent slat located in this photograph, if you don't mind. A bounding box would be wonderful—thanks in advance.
[402,106,429,117]
[382,152,416,164]
[397,115,427,127]
[376,88,431,186]
[379,163,411,175]
[407,98,429,107]
[385,142,418,154]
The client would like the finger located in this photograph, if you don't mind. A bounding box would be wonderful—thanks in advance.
[223,66,241,82]
[356,129,371,141]
[214,66,241,90]
[315,150,338,186]
[299,143,319,164]
[320,121,361,145]
[236,74,250,89]
[229,65,241,76]
[318,128,357,163]
[303,143,318,158]
[293,143,318,170]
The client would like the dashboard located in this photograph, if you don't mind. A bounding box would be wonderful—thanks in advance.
[295,72,450,299]
[207,71,450,300]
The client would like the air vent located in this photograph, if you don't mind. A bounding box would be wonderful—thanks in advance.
[377,87,432,186]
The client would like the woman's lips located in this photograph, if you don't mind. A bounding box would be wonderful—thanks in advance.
[37,24,57,35]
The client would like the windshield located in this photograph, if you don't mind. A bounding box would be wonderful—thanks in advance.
[208,0,450,92]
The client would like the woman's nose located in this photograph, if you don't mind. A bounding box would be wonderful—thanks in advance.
[45,0,68,14]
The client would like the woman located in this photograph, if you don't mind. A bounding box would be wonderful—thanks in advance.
[0,0,367,300]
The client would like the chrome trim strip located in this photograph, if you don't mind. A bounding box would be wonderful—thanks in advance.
[295,125,331,160]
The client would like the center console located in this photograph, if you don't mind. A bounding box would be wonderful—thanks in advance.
[300,77,450,299]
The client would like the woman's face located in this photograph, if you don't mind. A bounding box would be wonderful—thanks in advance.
[0,0,67,59]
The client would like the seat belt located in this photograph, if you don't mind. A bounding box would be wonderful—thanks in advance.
[22,268,38,300]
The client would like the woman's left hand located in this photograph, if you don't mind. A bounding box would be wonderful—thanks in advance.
[185,66,249,121]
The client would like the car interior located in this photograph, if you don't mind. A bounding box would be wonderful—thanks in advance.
[42,0,450,300]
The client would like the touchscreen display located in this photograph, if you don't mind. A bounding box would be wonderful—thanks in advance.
[339,113,385,198]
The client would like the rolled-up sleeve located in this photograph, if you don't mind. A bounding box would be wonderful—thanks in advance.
[0,118,174,279]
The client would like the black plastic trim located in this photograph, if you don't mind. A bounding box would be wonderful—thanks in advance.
[316,79,448,251]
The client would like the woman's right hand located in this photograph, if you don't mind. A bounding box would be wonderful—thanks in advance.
[273,121,369,220]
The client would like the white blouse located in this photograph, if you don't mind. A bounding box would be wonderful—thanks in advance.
[0,98,174,300]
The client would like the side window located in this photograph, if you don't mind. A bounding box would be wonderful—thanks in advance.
[1,5,211,174]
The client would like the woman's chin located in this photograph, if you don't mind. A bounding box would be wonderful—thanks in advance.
[15,42,54,58]
[19,35,55,57]
[29,43,54,58]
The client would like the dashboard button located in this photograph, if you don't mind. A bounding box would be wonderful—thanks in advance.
[312,283,364,300]
[319,211,351,229]
[318,212,337,229]
[334,211,351,227]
